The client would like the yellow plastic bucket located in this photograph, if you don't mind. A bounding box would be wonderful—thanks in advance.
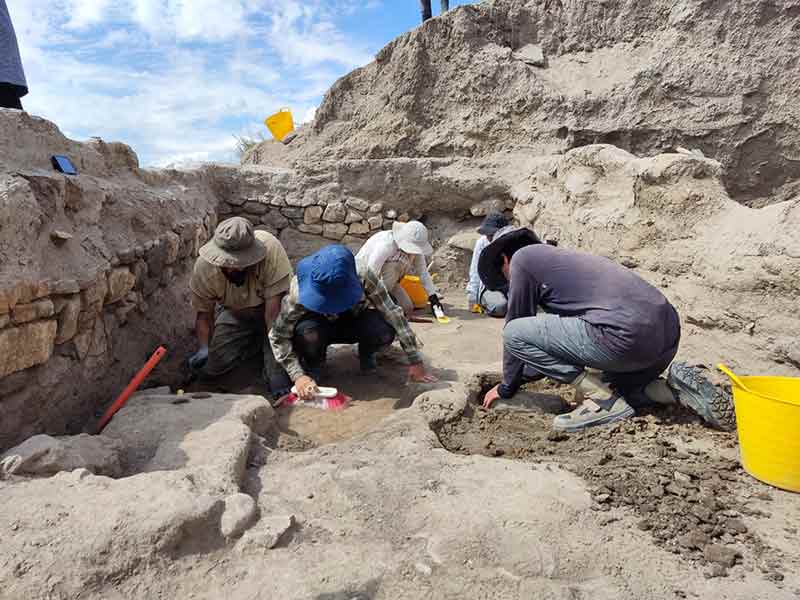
[400,275,428,309]
[265,108,294,141]
[718,364,800,492]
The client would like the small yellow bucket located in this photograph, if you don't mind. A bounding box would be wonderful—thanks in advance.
[399,275,428,309]
[265,108,294,141]
[718,364,800,493]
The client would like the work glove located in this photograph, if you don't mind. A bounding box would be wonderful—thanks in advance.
[428,294,444,314]
[188,346,209,370]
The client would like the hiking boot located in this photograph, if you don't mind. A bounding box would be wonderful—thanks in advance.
[359,352,378,374]
[552,371,635,432]
[667,362,736,431]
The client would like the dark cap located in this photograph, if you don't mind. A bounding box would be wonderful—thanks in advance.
[477,212,509,236]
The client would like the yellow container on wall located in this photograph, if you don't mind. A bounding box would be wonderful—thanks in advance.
[718,364,800,493]
[265,108,294,141]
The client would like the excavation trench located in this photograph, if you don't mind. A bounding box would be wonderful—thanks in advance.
[433,375,789,582]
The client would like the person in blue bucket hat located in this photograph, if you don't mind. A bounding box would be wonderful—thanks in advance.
[269,244,437,401]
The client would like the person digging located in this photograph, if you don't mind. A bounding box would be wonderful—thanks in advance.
[478,226,682,431]
[269,244,437,402]
[466,212,515,317]
[356,220,445,320]
[188,217,294,406]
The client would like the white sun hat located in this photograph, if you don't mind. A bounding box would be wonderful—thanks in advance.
[392,220,433,256]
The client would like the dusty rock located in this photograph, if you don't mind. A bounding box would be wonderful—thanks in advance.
[220,493,257,538]
[304,205,323,224]
[236,515,295,553]
[704,544,739,568]
[106,268,136,304]
[470,199,506,217]
[11,299,54,324]
[0,433,124,478]
[678,529,710,550]
[323,223,349,240]
[163,231,181,264]
[512,43,546,67]
[280,206,304,220]
[50,279,80,295]
[0,320,57,377]
[80,277,108,313]
[52,295,81,343]
[243,200,268,215]
[368,215,383,230]
[448,231,480,252]
[50,229,73,244]
[345,210,362,224]
[368,202,383,214]
[297,224,323,235]
[345,197,371,212]
[261,210,290,229]
[323,202,347,223]
[348,221,370,235]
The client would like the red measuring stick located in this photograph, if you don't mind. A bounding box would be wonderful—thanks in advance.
[95,346,167,433]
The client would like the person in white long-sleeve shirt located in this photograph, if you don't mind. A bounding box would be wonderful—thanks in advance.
[467,213,510,317]
[356,221,443,317]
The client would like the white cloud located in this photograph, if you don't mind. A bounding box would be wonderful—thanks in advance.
[65,0,113,29]
[4,0,377,165]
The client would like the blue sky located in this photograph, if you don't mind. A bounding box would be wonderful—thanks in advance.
[7,0,475,167]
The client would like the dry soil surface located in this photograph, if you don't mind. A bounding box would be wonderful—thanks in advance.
[3,301,800,600]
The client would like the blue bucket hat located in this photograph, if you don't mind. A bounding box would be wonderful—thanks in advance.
[297,245,363,314]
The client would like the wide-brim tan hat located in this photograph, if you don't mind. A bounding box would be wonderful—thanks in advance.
[199,217,268,268]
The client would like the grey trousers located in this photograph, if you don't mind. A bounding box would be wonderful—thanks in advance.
[202,309,291,396]
[503,314,677,393]
[480,289,508,317]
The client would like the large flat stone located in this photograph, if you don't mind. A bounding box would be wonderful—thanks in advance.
[0,320,57,377]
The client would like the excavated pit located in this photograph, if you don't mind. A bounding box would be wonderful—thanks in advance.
[434,376,796,583]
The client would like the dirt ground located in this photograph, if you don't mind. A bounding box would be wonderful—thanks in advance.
[189,292,800,592]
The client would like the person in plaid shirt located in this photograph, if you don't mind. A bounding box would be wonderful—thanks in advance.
[269,244,437,400]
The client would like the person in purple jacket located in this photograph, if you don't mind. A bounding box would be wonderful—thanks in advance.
[478,226,681,431]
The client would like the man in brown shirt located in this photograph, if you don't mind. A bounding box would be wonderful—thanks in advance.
[189,217,293,404]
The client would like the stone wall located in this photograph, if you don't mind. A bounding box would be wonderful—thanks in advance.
[0,111,218,450]
[210,164,408,259]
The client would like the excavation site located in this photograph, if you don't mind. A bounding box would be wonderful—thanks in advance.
[1,1,799,599]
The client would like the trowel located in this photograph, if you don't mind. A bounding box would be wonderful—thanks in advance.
[433,304,450,324]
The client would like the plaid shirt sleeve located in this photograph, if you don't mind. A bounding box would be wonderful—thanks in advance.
[268,278,307,382]
[363,267,423,365]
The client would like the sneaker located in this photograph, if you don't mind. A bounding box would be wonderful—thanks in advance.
[552,371,635,432]
[667,362,736,431]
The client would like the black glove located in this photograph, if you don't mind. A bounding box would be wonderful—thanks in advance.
[428,294,443,313]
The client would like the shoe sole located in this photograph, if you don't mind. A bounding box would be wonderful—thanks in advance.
[552,405,635,433]
[667,362,736,431]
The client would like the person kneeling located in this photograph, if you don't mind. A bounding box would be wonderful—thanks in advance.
[478,226,681,431]
[269,244,437,401]
[466,212,514,317]
[188,217,293,406]
[356,220,444,318]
